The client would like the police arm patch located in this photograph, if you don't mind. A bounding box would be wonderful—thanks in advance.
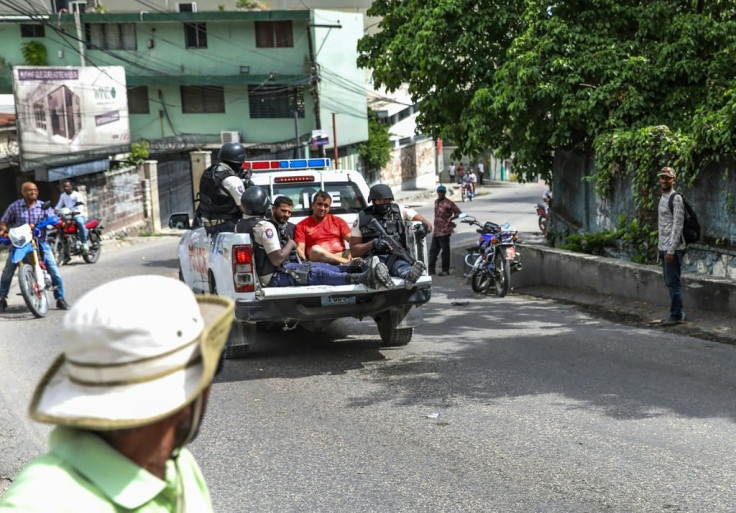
[265,228,274,239]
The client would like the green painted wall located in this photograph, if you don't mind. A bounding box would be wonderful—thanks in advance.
[0,9,367,148]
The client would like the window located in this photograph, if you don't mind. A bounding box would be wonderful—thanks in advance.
[20,24,45,38]
[86,23,137,50]
[270,182,366,217]
[249,85,304,119]
[127,87,150,114]
[33,102,47,131]
[255,21,293,48]
[181,86,224,113]
[184,23,207,48]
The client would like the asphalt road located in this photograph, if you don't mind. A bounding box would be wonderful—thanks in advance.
[2,188,736,511]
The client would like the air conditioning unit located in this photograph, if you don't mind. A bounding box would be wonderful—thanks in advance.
[221,131,241,144]
[177,2,197,12]
[69,1,86,13]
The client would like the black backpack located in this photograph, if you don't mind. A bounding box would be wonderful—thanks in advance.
[668,193,701,244]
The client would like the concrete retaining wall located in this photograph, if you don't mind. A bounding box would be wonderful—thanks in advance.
[513,245,736,316]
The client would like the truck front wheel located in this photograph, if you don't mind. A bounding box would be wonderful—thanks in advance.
[375,309,413,347]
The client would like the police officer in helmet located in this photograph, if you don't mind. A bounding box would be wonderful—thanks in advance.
[236,188,392,289]
[350,184,433,285]
[196,142,254,235]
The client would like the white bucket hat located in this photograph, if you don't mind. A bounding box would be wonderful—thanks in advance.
[29,275,234,430]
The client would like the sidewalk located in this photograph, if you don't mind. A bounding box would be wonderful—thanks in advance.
[394,183,736,346]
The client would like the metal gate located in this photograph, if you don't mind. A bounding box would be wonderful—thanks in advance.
[157,158,193,226]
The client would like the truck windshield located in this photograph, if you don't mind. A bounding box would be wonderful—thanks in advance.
[268,182,366,217]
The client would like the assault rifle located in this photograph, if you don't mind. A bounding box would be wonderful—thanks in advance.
[369,218,419,265]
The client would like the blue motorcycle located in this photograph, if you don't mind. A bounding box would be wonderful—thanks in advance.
[0,214,59,318]
[460,215,520,297]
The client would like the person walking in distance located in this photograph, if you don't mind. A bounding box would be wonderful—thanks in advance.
[0,275,234,512]
[428,185,461,276]
[657,167,686,326]
[448,161,456,184]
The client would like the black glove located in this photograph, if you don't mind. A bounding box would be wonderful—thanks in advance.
[373,237,392,254]
[414,223,428,239]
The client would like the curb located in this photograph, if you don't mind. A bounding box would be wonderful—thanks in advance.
[447,237,736,345]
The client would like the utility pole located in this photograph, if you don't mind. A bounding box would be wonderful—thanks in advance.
[306,21,341,158]
[293,109,300,159]
[332,112,338,169]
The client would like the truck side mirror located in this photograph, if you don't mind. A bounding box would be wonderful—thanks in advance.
[168,213,191,230]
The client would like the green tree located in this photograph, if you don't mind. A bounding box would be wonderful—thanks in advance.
[21,40,47,66]
[358,1,736,192]
[358,109,393,171]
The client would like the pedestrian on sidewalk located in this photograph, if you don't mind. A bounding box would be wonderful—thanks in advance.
[457,162,464,184]
[657,167,686,326]
[477,162,485,185]
[0,275,234,512]
[428,185,462,276]
[448,161,456,184]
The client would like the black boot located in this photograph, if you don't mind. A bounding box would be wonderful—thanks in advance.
[348,267,372,286]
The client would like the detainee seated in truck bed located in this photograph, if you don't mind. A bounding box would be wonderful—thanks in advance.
[235,187,393,289]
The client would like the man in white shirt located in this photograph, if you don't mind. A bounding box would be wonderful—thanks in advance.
[55,179,89,251]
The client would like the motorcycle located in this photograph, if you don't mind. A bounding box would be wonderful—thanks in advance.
[461,181,474,202]
[460,215,521,297]
[0,213,59,317]
[47,205,103,265]
[536,203,548,235]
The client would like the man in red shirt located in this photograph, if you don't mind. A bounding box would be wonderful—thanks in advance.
[428,185,462,276]
[295,191,353,264]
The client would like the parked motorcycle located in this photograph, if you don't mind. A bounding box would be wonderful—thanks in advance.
[460,215,521,297]
[0,214,59,317]
[536,203,548,235]
[47,206,103,265]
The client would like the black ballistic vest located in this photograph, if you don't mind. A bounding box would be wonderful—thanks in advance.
[236,216,280,276]
[198,163,240,219]
[358,204,407,249]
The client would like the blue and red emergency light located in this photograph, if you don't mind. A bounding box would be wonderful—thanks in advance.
[243,158,332,171]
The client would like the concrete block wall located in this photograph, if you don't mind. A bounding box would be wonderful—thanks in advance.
[382,139,437,190]
[81,166,146,233]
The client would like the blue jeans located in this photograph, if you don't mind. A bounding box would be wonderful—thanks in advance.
[74,215,89,244]
[268,262,350,287]
[377,254,412,279]
[660,250,684,320]
[0,241,64,300]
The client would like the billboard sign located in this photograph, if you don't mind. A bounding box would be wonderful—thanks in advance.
[13,66,130,172]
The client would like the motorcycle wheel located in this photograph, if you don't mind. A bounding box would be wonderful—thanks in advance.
[18,263,49,318]
[48,235,66,266]
[539,216,547,235]
[471,269,492,293]
[83,231,102,264]
[493,253,511,298]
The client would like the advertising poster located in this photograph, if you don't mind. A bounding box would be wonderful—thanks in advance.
[13,66,130,171]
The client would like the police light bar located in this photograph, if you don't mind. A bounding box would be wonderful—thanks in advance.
[243,158,331,171]
[274,176,316,183]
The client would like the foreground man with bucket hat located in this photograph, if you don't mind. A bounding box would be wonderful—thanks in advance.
[0,275,234,512]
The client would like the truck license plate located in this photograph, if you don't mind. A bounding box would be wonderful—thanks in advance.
[321,295,357,306]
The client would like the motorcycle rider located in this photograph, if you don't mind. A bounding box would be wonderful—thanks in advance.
[0,181,69,311]
[350,184,433,285]
[55,179,89,256]
[196,142,254,235]
[235,187,392,288]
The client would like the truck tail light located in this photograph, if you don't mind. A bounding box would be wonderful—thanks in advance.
[232,244,254,293]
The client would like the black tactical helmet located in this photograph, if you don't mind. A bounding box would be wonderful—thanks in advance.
[241,186,270,216]
[367,184,394,202]
[218,142,247,168]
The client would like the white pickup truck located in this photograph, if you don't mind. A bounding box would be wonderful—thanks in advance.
[170,158,432,357]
